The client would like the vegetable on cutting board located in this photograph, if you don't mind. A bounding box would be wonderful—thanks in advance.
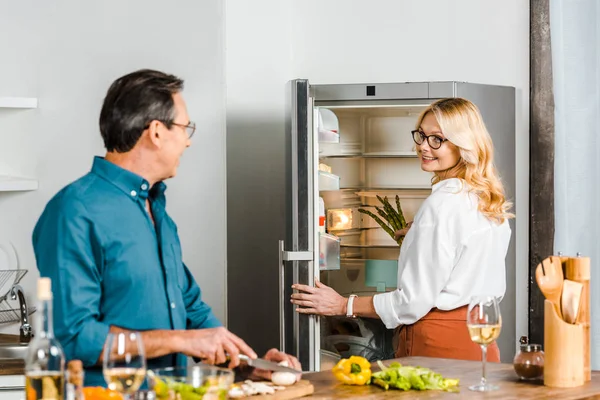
[332,356,372,386]
[358,195,408,246]
[271,361,298,386]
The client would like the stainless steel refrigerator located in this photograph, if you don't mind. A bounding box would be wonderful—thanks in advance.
[227,80,516,371]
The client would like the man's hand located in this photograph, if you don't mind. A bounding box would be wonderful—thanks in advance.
[176,327,257,368]
[250,348,302,381]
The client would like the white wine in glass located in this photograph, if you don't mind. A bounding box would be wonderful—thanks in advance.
[467,296,502,392]
[104,368,147,394]
[103,332,147,398]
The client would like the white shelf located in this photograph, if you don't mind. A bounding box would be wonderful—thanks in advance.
[363,151,417,158]
[341,185,432,191]
[321,151,418,158]
[0,97,38,109]
[0,176,39,191]
[319,171,341,191]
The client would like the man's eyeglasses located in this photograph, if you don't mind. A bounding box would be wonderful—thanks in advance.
[411,129,448,150]
[144,121,196,139]
[171,121,196,139]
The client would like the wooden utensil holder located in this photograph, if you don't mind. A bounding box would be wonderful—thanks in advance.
[564,256,591,381]
[544,299,584,387]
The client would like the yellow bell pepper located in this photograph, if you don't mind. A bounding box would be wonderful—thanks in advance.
[332,355,372,385]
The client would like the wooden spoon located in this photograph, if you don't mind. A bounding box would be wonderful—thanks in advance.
[561,279,583,324]
[535,255,564,318]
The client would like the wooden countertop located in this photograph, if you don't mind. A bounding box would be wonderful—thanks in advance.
[304,356,600,399]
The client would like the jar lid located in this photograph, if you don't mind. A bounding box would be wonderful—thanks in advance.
[519,335,528,345]
[520,343,542,352]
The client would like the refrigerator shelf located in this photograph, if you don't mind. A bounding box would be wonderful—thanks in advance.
[340,243,399,249]
[341,185,432,191]
[340,257,397,262]
[319,171,340,191]
[350,189,431,199]
[321,151,418,159]
[320,232,341,271]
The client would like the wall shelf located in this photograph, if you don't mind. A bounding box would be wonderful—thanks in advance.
[0,176,39,192]
[0,97,38,109]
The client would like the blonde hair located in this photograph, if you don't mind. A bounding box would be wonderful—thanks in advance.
[415,98,514,223]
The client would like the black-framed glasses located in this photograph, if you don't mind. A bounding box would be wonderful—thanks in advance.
[411,129,448,150]
[144,121,196,139]
[172,121,196,139]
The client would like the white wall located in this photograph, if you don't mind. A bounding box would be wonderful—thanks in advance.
[226,0,529,356]
[0,0,227,333]
[225,0,293,351]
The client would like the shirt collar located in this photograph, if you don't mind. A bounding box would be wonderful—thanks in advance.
[432,177,465,193]
[91,156,166,201]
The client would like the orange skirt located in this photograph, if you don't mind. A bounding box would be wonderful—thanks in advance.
[394,306,500,362]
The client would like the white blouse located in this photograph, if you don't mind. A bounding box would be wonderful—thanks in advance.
[373,178,511,329]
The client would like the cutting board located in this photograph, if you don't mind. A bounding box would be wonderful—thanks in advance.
[247,380,314,400]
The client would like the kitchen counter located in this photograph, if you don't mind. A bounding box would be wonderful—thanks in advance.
[304,356,600,399]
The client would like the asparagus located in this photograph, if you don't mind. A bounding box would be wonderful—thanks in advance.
[395,195,407,227]
[374,205,394,229]
[378,195,402,231]
[357,208,395,238]
[358,195,408,246]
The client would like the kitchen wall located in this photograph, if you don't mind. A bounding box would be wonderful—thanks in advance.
[0,0,227,333]
[225,0,293,354]
[226,0,529,359]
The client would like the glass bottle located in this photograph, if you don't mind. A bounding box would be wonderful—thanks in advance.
[66,360,85,400]
[25,278,66,400]
[513,336,544,380]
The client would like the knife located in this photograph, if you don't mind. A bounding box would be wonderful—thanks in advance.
[238,354,302,374]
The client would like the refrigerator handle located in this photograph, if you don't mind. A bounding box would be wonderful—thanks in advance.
[278,240,285,352]
[278,239,313,353]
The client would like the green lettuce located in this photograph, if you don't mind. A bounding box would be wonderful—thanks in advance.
[371,361,460,393]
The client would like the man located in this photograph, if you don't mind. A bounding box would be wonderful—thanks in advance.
[32,69,300,386]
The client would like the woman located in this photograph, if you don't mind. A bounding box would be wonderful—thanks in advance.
[291,98,513,362]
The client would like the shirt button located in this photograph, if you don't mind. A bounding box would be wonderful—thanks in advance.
[130,190,137,197]
[171,302,176,309]
[141,183,148,190]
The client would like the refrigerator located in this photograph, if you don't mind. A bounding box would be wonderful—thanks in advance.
[226,80,516,371]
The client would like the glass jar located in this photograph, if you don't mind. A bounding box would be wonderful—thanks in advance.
[513,336,544,380]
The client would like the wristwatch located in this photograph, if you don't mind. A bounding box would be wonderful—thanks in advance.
[346,294,358,318]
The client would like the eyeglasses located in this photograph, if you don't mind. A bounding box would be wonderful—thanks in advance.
[171,121,196,139]
[411,129,448,150]
[144,121,196,139]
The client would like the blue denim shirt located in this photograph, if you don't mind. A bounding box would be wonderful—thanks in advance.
[32,156,222,386]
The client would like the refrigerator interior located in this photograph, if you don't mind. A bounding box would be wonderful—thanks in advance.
[315,104,433,362]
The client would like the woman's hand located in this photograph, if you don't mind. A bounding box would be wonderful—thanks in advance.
[394,221,413,241]
[291,280,346,316]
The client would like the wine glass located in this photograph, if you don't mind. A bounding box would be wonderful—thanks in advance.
[467,296,502,391]
[103,332,147,399]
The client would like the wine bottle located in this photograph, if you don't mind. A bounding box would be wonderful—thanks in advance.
[25,278,66,400]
